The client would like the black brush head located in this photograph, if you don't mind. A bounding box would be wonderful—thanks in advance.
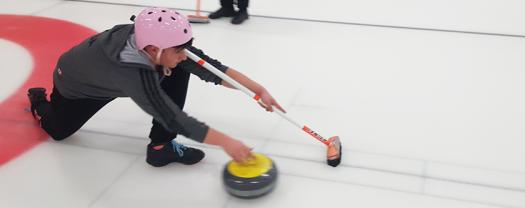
[189,19,210,24]
[326,136,343,167]
[326,140,342,167]
[188,15,210,24]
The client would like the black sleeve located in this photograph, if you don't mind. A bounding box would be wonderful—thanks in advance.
[177,46,229,85]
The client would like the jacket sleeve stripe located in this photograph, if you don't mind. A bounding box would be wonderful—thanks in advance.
[139,70,177,128]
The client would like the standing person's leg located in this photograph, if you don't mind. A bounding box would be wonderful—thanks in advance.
[146,68,204,167]
[208,0,235,19]
[232,0,249,24]
[237,0,249,12]
[28,87,114,141]
[221,0,235,9]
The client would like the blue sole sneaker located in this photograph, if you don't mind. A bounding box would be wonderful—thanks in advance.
[146,139,205,167]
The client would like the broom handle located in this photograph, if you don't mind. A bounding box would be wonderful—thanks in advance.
[196,0,202,16]
[184,49,331,145]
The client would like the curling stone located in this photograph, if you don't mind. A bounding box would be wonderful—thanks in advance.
[222,153,278,199]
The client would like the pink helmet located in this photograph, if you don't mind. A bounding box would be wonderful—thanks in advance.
[134,7,193,50]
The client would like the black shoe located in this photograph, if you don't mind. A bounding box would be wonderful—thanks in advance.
[146,139,205,167]
[231,10,249,25]
[208,7,235,19]
[27,87,48,119]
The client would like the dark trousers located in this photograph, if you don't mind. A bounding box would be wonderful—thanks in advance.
[37,69,190,144]
[221,0,249,11]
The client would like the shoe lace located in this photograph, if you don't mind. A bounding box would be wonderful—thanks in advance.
[170,140,188,157]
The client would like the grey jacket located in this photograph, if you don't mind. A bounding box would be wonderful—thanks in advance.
[53,24,228,142]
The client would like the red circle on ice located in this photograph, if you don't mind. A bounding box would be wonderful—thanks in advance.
[0,15,96,165]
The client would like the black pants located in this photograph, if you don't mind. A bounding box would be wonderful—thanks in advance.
[221,0,249,11]
[37,69,190,144]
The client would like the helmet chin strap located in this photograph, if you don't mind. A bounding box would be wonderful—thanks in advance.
[156,50,173,76]
[155,49,162,63]
[142,48,172,76]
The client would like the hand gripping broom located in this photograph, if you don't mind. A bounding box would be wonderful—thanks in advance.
[184,49,342,167]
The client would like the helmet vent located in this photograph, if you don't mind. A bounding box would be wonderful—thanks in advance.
[184,29,188,34]
[161,10,166,12]
[147,11,153,14]
[158,17,162,22]
[171,16,176,20]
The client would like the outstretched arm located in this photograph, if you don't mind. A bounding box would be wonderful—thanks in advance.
[222,68,286,113]
[202,127,253,163]
[178,46,286,113]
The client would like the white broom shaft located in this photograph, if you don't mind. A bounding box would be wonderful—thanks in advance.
[184,49,331,145]
[184,49,306,129]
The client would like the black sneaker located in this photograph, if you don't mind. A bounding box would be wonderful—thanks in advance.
[208,7,236,19]
[231,10,249,25]
[27,87,48,119]
[146,139,205,167]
